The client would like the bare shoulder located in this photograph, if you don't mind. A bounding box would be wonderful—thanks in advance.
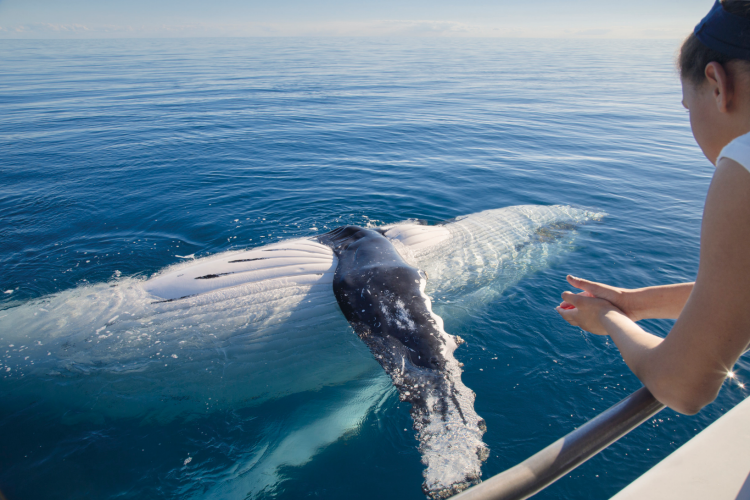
[703,158,750,253]
[713,157,750,197]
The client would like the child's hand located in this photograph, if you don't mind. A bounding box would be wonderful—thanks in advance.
[563,275,643,321]
[556,288,623,336]
[559,289,594,309]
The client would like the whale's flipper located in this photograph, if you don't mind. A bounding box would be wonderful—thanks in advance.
[319,226,488,499]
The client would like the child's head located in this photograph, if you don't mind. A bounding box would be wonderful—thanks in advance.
[679,1,750,163]
[679,1,750,86]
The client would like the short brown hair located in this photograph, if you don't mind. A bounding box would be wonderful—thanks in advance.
[679,1,750,84]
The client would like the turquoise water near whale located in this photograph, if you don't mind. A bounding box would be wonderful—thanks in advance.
[1,37,747,499]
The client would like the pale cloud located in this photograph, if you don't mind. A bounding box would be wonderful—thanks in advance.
[574,29,612,37]
[0,23,93,34]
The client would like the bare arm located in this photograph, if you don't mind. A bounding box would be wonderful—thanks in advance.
[558,159,750,414]
[564,277,694,321]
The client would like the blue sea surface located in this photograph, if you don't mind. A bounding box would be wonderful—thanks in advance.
[0,37,747,499]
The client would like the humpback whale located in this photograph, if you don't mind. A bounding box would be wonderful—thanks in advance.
[0,205,603,498]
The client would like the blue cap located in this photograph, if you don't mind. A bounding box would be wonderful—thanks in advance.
[695,0,750,60]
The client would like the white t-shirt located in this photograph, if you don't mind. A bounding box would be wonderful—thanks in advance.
[717,131,750,172]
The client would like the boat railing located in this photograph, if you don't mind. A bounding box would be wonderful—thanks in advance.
[453,386,666,500]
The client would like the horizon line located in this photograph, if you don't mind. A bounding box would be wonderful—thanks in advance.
[0,20,693,41]
[0,34,688,41]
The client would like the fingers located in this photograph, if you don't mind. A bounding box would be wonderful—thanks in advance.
[567,275,598,292]
[567,275,613,299]
[561,289,602,305]
[561,290,583,305]
[555,304,579,326]
[558,276,612,329]
[559,289,602,313]
[566,274,585,287]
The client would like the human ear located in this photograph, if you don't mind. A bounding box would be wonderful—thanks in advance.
[705,61,733,113]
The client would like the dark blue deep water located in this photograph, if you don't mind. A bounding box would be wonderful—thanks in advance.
[1,38,747,499]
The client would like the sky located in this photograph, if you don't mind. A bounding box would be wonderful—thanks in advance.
[0,0,712,39]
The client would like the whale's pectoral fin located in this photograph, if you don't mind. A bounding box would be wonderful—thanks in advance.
[318,226,488,499]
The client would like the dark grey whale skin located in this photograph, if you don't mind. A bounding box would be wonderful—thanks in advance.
[318,225,446,371]
[318,226,487,498]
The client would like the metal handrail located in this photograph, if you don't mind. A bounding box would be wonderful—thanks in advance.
[453,387,666,500]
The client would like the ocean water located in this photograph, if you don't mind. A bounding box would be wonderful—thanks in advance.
[0,37,747,500]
